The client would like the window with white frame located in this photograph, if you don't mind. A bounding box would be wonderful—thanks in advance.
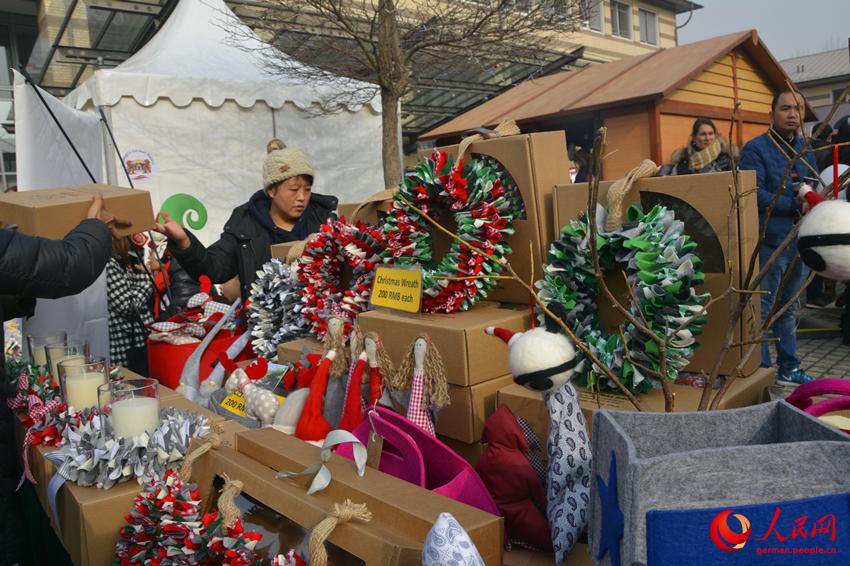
[611,1,632,39]
[639,8,658,45]
[579,0,603,31]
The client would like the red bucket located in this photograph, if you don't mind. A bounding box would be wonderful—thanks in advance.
[147,329,252,389]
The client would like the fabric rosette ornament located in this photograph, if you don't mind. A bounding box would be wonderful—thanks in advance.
[381,150,517,313]
[536,204,710,393]
[297,219,385,338]
[247,258,310,358]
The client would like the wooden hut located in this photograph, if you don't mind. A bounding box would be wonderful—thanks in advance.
[420,30,815,179]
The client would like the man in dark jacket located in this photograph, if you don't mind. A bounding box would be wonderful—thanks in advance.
[1,193,125,565]
[739,90,817,386]
[156,139,337,301]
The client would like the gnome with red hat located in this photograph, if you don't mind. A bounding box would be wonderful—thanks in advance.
[486,325,591,564]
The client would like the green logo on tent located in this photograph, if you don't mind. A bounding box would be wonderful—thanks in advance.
[160,194,208,230]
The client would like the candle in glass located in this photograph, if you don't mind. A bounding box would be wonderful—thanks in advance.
[100,378,160,438]
[46,342,88,378]
[26,332,66,369]
[59,358,108,411]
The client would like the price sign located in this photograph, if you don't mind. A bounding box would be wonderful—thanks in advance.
[370,266,422,313]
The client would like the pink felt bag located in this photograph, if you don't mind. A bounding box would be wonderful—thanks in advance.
[337,406,499,515]
[785,378,850,433]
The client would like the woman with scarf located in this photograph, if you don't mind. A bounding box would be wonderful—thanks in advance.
[661,118,738,176]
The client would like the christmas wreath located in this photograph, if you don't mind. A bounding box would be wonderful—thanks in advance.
[536,204,710,393]
[297,219,385,337]
[382,151,516,313]
[39,406,210,488]
[248,259,310,358]
[115,469,263,565]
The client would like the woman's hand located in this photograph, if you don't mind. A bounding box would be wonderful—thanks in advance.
[87,193,132,236]
[153,211,190,250]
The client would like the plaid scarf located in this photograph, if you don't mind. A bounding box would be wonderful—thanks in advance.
[688,139,722,172]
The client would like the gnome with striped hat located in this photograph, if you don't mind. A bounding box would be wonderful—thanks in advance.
[486,325,591,565]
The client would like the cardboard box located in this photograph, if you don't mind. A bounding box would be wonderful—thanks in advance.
[162,395,226,426]
[435,131,571,304]
[357,302,531,386]
[0,184,154,239]
[552,171,760,377]
[438,436,487,467]
[217,418,248,450]
[339,189,394,225]
[438,374,515,443]
[504,544,593,566]
[498,366,775,443]
[270,240,306,262]
[213,429,504,565]
[276,337,322,365]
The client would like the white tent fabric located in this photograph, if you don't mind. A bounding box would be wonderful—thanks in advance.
[65,0,386,245]
[13,70,110,361]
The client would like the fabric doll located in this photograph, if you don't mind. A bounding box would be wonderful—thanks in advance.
[486,325,590,565]
[294,351,336,442]
[321,316,349,428]
[222,357,276,425]
[391,335,450,436]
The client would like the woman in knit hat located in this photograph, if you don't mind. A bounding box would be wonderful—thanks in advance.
[154,139,337,301]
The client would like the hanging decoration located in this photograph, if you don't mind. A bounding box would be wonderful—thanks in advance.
[381,150,516,313]
[536,204,709,393]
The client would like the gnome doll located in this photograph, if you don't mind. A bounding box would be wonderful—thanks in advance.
[486,325,591,564]
[339,327,367,431]
[796,184,850,280]
[321,316,349,428]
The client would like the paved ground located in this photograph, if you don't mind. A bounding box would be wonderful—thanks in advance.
[795,304,849,378]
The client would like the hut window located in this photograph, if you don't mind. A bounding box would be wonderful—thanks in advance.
[639,8,657,45]
[611,1,632,39]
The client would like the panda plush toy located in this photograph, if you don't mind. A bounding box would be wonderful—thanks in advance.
[797,185,850,280]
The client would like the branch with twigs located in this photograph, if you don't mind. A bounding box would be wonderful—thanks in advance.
[394,186,648,411]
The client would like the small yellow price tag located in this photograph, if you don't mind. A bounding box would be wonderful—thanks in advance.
[370,266,422,313]
[220,392,247,417]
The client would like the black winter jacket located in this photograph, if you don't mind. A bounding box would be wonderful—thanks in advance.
[0,218,112,380]
[170,191,337,301]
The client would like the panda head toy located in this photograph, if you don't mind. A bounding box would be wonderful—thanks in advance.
[797,185,850,281]
[485,326,578,393]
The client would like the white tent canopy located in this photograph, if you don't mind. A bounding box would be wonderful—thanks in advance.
[65,0,386,245]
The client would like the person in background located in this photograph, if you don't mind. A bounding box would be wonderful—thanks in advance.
[148,251,200,321]
[739,90,817,386]
[1,194,127,566]
[811,121,835,172]
[660,117,737,176]
[154,139,337,301]
[106,236,154,375]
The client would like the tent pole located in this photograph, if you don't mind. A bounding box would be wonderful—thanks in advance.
[100,107,119,186]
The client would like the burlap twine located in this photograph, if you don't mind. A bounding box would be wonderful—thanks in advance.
[217,475,245,529]
[603,159,659,231]
[457,119,521,158]
[178,423,223,481]
[309,499,373,566]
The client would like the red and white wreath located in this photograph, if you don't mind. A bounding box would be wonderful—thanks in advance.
[297,218,385,338]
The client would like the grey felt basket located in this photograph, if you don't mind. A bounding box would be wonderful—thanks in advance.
[208,387,262,428]
[588,400,850,566]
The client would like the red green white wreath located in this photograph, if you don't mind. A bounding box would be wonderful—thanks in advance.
[382,150,516,313]
[297,218,385,338]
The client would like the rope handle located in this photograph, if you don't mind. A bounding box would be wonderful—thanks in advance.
[179,424,223,481]
[604,159,659,231]
[309,499,372,566]
[286,238,310,263]
[457,119,521,159]
[217,474,245,529]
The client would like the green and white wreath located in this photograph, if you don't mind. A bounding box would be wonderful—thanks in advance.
[536,204,710,393]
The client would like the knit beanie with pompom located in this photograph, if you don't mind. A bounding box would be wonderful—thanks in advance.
[263,138,315,191]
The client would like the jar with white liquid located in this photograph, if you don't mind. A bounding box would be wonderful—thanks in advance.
[59,357,109,412]
[98,378,160,439]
